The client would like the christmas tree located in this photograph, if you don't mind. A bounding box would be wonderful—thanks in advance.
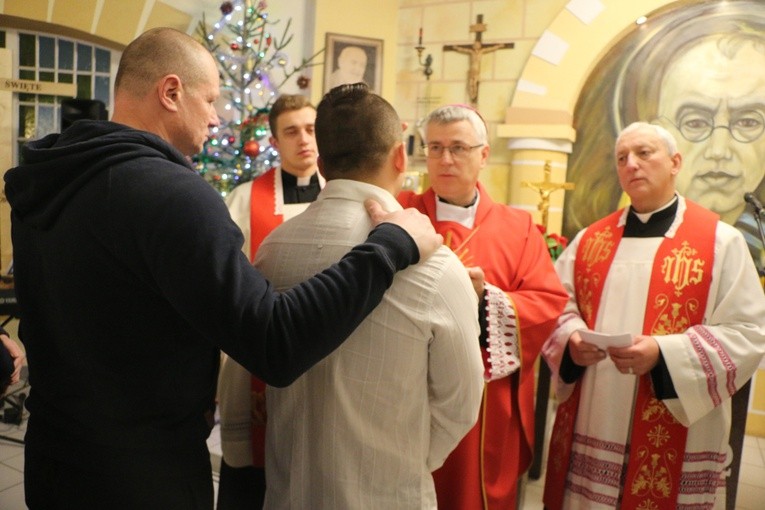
[193,0,321,196]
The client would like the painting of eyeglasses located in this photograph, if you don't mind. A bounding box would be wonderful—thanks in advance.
[563,0,765,268]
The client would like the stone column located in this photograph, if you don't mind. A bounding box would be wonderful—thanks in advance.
[497,107,576,235]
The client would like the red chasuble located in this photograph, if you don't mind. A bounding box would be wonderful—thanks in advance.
[543,200,717,510]
[399,183,567,509]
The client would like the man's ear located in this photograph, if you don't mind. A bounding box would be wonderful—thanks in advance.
[479,143,490,168]
[670,152,683,176]
[158,75,182,112]
[317,155,327,180]
[393,141,407,174]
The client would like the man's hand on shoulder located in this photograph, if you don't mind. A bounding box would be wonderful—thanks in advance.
[365,199,443,261]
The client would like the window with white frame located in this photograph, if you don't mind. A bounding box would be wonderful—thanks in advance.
[2,29,116,165]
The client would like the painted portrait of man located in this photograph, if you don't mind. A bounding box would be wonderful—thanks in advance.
[327,45,369,89]
[322,35,381,95]
[564,0,765,269]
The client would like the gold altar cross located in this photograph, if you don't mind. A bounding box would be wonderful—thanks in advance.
[521,161,575,229]
[443,14,514,106]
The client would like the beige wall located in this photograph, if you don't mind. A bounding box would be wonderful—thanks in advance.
[0,49,12,273]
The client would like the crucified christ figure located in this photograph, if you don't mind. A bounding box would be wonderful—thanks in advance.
[443,15,514,105]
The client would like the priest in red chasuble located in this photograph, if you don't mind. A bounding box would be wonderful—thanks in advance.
[542,122,765,509]
[216,94,324,510]
[399,104,568,509]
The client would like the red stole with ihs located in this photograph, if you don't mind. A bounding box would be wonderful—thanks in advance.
[543,200,717,510]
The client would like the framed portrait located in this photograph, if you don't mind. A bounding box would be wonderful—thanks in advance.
[323,33,383,94]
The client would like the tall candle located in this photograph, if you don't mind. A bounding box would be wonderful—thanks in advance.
[418,28,423,45]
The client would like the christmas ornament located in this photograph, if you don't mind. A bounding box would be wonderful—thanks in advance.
[297,75,310,89]
[243,140,260,158]
[220,2,234,16]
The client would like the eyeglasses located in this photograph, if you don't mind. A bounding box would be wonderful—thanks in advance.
[423,143,483,159]
[661,110,765,144]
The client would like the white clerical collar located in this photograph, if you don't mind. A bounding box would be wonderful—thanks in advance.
[435,192,480,228]
[633,194,678,223]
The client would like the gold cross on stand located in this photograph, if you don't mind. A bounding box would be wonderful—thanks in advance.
[521,161,575,229]
[443,14,514,106]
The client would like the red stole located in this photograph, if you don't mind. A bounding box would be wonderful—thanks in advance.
[248,169,282,264]
[544,200,717,510]
[248,169,282,466]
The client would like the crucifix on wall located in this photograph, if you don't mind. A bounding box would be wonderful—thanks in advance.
[521,161,575,229]
[443,14,514,106]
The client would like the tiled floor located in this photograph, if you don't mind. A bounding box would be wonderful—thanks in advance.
[1,384,764,509]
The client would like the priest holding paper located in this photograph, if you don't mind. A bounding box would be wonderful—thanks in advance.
[542,122,765,510]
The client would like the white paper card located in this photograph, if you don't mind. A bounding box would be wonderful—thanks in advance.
[577,330,633,350]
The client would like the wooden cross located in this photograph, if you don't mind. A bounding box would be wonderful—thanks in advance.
[443,14,514,106]
[521,161,575,229]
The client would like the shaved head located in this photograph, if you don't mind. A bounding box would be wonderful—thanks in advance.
[111,26,221,156]
[115,27,215,97]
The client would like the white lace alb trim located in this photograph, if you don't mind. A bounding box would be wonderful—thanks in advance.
[484,283,520,381]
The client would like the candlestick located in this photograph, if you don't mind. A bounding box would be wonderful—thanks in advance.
[414,27,432,80]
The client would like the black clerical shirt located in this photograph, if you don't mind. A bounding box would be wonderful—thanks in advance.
[281,170,321,204]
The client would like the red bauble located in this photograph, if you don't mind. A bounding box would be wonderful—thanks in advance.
[220,2,234,15]
[243,140,260,158]
[230,42,240,51]
[297,75,310,89]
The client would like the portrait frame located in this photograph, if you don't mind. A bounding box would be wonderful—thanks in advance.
[323,33,383,94]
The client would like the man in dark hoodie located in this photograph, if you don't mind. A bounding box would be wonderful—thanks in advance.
[3,27,441,509]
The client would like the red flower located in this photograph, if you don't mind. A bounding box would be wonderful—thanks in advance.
[536,224,568,261]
